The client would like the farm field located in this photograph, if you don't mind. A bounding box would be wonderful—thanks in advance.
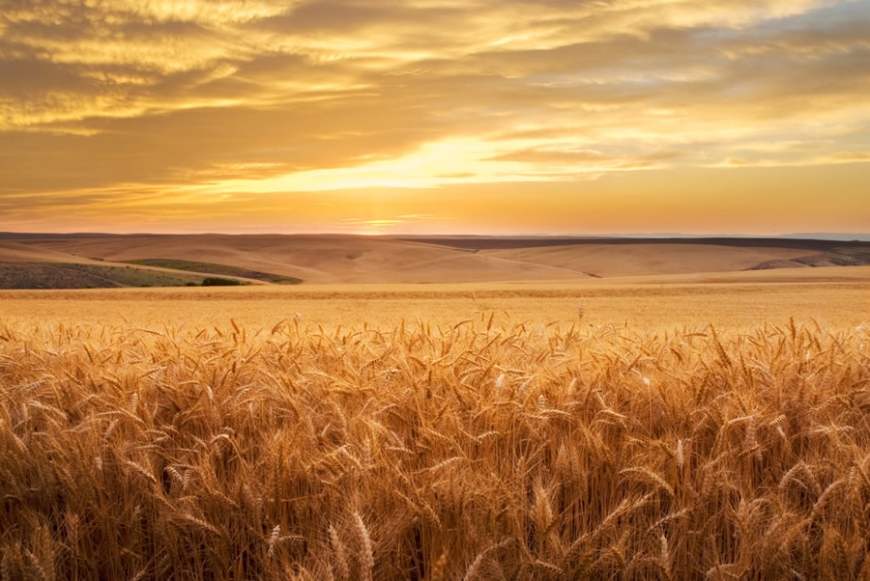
[1,281,869,579]
[3,234,870,287]
[1,277,868,330]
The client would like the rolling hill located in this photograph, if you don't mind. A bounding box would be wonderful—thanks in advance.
[1,233,869,288]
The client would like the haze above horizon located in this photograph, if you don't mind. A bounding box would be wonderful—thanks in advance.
[2,232,870,242]
[2,0,868,236]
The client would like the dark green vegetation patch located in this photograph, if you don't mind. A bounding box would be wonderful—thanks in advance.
[0,263,206,289]
[201,277,244,286]
[126,259,302,284]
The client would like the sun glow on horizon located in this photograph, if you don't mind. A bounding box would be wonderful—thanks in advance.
[191,137,604,195]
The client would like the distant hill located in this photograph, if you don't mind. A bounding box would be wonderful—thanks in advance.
[1,233,869,288]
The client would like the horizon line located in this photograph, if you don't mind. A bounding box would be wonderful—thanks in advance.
[2,231,870,241]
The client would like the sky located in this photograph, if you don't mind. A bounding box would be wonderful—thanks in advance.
[1,0,869,236]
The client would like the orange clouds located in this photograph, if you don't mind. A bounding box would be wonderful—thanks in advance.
[0,0,868,234]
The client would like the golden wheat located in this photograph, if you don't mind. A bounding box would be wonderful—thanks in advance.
[0,316,869,580]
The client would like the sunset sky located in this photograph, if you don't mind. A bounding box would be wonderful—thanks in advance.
[1,0,868,235]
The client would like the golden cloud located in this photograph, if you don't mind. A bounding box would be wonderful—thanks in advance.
[1,0,868,233]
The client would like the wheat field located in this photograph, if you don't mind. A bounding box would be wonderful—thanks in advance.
[2,286,870,580]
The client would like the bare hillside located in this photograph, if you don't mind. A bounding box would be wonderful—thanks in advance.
[3,234,869,287]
